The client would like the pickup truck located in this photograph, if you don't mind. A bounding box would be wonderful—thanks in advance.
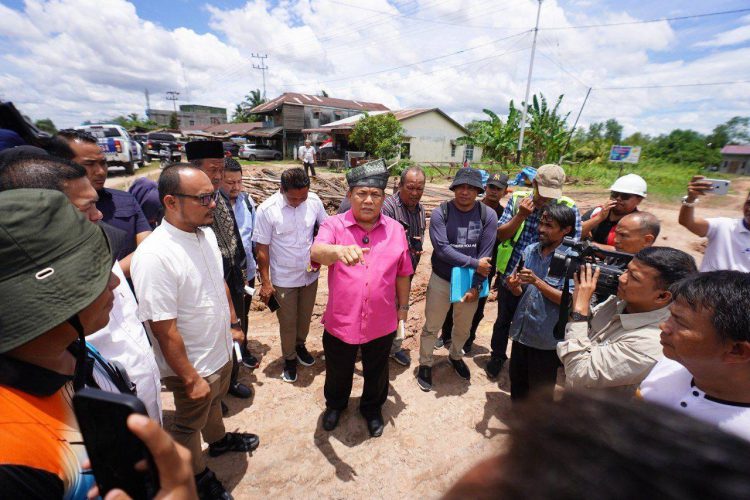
[144,132,183,163]
[75,124,139,174]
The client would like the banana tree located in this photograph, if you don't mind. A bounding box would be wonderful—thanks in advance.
[524,93,570,166]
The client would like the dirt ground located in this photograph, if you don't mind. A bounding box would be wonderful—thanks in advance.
[107,165,749,499]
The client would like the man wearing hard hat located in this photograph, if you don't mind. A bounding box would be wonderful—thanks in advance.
[581,174,647,250]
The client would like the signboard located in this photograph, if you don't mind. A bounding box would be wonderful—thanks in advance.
[609,145,641,164]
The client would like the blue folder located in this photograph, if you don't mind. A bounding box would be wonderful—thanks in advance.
[450,267,489,303]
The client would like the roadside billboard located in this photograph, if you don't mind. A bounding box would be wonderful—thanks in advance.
[609,145,641,163]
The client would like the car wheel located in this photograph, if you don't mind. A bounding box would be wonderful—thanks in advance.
[249,155,257,161]
[124,161,135,175]
[274,153,282,160]
[145,154,152,163]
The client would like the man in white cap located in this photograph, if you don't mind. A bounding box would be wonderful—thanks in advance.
[581,174,647,251]
[486,164,581,379]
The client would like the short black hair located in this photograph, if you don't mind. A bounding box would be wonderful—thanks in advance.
[634,246,697,290]
[540,203,576,234]
[224,157,242,172]
[445,392,750,500]
[670,271,750,343]
[0,154,86,192]
[57,129,97,145]
[37,136,76,160]
[280,167,310,191]
[158,162,201,205]
[399,165,425,185]
[631,212,661,238]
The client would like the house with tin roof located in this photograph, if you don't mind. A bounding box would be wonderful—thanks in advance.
[249,92,389,158]
[719,144,750,175]
[303,108,482,164]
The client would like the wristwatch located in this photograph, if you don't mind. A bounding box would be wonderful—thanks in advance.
[681,196,698,207]
[230,320,242,328]
[570,312,590,323]
[398,305,410,311]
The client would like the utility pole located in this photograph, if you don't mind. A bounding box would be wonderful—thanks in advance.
[144,88,151,118]
[559,87,591,163]
[252,53,269,100]
[516,0,543,166]
[166,91,180,114]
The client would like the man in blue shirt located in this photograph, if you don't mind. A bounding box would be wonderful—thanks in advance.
[505,203,576,402]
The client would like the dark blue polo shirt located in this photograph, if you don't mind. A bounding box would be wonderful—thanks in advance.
[96,188,151,259]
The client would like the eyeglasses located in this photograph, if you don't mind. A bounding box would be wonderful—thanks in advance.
[610,191,634,201]
[174,191,219,206]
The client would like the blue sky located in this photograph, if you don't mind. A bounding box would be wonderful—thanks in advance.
[1,0,749,133]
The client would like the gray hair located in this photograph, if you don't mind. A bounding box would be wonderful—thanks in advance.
[399,165,426,186]
[628,212,661,239]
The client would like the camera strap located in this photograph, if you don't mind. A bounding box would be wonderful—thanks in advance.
[554,277,571,340]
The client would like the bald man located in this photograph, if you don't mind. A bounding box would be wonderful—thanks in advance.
[613,212,660,254]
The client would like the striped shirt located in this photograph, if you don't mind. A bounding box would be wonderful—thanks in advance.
[381,192,426,270]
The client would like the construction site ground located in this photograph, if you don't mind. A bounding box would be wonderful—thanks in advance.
[107,163,749,499]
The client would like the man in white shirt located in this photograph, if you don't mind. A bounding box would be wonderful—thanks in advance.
[254,167,328,383]
[639,271,750,442]
[679,175,750,271]
[132,164,259,499]
[558,247,697,397]
[298,139,317,177]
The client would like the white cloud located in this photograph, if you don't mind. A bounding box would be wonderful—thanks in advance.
[0,0,747,135]
[695,15,750,48]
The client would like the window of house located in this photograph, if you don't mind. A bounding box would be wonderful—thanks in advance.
[312,111,320,120]
[401,143,411,159]
[464,144,474,161]
[189,120,195,126]
[450,144,456,157]
[210,117,220,124]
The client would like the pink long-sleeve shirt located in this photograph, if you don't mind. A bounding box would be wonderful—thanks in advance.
[315,210,413,345]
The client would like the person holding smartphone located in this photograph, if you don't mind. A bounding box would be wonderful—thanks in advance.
[679,175,750,272]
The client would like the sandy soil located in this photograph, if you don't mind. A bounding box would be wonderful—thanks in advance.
[112,165,748,498]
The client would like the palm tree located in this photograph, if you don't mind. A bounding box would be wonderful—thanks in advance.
[232,89,267,123]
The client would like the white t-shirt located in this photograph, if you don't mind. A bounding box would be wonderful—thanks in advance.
[87,262,163,422]
[640,358,750,442]
[298,145,316,163]
[700,217,750,272]
[253,191,328,288]
[132,220,232,378]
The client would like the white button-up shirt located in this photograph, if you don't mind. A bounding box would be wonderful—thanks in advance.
[298,145,316,163]
[132,219,232,378]
[88,262,163,421]
[253,191,328,288]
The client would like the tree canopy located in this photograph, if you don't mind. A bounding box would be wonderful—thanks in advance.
[232,89,266,123]
[348,112,405,160]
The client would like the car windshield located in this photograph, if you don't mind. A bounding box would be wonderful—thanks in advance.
[85,127,122,138]
[148,133,175,141]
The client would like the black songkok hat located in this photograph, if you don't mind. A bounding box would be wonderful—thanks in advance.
[346,159,389,190]
[185,140,223,161]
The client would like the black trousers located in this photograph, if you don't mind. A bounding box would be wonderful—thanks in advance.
[231,278,255,386]
[440,295,488,348]
[508,341,561,402]
[303,161,316,177]
[490,285,521,361]
[323,330,395,418]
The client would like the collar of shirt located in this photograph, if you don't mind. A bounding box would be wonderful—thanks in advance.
[342,209,385,231]
[161,217,204,241]
[0,355,72,397]
[617,301,671,330]
[740,219,750,233]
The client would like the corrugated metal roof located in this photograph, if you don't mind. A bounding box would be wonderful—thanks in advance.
[301,108,467,134]
[200,122,263,135]
[250,93,389,114]
[721,144,750,155]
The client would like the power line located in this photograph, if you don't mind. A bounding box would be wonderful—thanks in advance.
[541,7,750,31]
[595,79,750,90]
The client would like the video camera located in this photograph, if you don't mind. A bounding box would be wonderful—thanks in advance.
[550,237,634,339]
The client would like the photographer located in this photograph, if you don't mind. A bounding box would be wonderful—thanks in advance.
[557,247,697,397]
[679,176,750,272]
[506,203,577,402]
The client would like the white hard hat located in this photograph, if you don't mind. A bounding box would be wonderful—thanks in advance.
[610,174,647,198]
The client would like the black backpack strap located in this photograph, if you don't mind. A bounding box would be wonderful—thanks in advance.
[479,202,488,226]
[440,201,449,223]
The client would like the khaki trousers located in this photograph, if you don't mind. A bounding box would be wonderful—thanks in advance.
[275,280,318,360]
[163,361,232,473]
[419,273,478,367]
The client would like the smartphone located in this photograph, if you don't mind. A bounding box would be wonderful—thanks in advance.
[410,235,423,252]
[704,178,730,195]
[73,388,158,499]
[515,256,525,274]
[268,294,281,312]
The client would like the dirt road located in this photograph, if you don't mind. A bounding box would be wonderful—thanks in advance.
[136,165,746,498]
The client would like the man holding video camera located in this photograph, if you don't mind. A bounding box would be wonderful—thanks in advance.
[679,175,750,272]
[557,247,697,397]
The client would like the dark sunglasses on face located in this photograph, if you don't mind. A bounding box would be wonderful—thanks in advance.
[174,191,219,206]
[610,191,634,201]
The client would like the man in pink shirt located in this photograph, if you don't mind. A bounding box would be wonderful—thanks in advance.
[311,160,413,437]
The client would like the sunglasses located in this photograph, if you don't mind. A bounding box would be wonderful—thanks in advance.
[610,191,634,201]
[174,191,220,206]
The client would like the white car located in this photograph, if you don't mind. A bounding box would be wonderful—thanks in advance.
[75,124,139,174]
[239,143,282,161]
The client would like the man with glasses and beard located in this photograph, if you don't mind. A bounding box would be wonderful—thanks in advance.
[581,174,647,250]
[132,164,259,500]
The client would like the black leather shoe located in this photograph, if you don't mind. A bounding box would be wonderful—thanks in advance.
[228,381,253,399]
[322,408,342,431]
[365,414,384,438]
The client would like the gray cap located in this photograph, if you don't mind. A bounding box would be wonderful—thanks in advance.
[346,159,389,190]
[449,168,484,193]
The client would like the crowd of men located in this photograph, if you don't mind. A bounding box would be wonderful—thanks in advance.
[0,129,749,499]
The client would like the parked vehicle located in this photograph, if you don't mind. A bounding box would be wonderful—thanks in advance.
[239,143,283,161]
[76,124,138,174]
[158,144,177,169]
[144,132,182,163]
[223,141,240,157]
